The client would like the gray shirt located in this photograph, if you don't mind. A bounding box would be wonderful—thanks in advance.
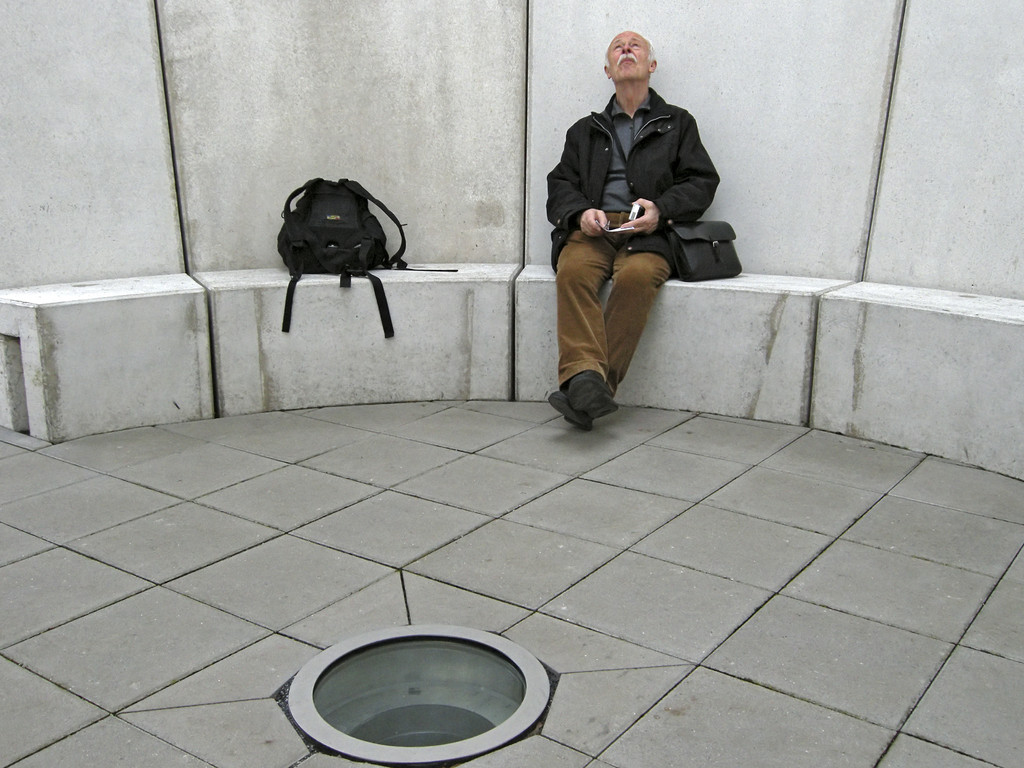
[599,95,651,212]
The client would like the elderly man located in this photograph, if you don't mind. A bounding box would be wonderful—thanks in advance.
[546,31,719,429]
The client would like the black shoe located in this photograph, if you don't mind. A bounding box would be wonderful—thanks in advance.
[567,370,618,420]
[547,389,593,430]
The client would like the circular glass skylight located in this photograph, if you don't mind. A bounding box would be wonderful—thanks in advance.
[286,625,552,765]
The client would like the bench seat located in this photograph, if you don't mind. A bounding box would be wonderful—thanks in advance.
[515,266,850,426]
[0,275,214,442]
[195,265,518,415]
[812,282,1024,481]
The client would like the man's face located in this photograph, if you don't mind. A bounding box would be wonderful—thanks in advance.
[604,32,656,84]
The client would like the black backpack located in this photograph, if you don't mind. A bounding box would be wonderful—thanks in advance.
[278,178,408,336]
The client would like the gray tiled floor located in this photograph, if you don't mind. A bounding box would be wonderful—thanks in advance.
[2,402,1023,768]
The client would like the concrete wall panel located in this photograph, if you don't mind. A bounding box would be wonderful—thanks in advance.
[197,266,515,414]
[158,0,527,272]
[0,276,213,442]
[526,0,903,280]
[866,2,1024,299]
[0,0,183,288]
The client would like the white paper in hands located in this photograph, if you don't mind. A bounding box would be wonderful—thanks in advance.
[604,203,642,233]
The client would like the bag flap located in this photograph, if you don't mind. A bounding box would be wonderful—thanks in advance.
[670,220,736,242]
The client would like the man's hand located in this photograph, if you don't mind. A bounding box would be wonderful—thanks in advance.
[628,199,660,234]
[580,208,609,237]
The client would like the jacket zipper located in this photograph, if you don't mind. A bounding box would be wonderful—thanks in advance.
[588,113,672,212]
[591,113,671,157]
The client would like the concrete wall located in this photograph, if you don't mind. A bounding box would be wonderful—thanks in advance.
[4,1,1023,296]
[866,1,1024,299]
[157,0,527,272]
[527,0,904,281]
[0,0,182,288]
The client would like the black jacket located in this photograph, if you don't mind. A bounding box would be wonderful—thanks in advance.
[546,88,720,269]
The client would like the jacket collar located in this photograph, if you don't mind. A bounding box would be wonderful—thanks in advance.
[592,88,672,128]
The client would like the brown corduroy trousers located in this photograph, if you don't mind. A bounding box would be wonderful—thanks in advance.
[555,212,671,395]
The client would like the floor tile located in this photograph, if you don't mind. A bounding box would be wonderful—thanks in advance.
[167,535,392,630]
[301,433,461,487]
[293,490,488,567]
[707,466,883,534]
[11,716,210,768]
[197,464,379,531]
[0,451,97,505]
[546,551,769,661]
[507,478,685,549]
[390,406,535,451]
[0,522,51,566]
[843,494,1024,576]
[409,519,617,610]
[601,667,892,768]
[543,665,691,756]
[39,427,203,472]
[0,548,147,648]
[68,502,278,582]
[905,647,1024,768]
[5,587,265,712]
[395,454,569,516]
[892,457,1024,524]
[583,445,750,502]
[525,404,691,444]
[783,540,995,641]
[0,657,104,766]
[961,578,1024,662]
[159,410,370,463]
[0,436,30,457]
[0,475,178,544]
[0,427,49,451]
[504,613,683,674]
[459,735,592,768]
[878,734,994,768]
[123,698,309,768]
[305,401,452,432]
[300,752,371,767]
[633,504,830,590]
[283,571,408,648]
[706,595,952,728]
[600,406,696,438]
[112,441,285,499]
[126,633,318,712]
[478,423,648,477]
[648,414,805,464]
[404,573,531,633]
[1007,549,1024,583]
[479,403,688,475]
[763,430,923,492]
[461,399,559,423]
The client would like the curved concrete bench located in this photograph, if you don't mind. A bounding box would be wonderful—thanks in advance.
[0,275,213,442]
[4,267,1021,485]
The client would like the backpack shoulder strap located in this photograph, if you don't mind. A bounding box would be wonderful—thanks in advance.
[282,178,322,220]
[338,178,407,266]
[281,178,323,247]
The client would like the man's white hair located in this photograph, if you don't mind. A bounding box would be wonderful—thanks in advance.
[606,36,655,68]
